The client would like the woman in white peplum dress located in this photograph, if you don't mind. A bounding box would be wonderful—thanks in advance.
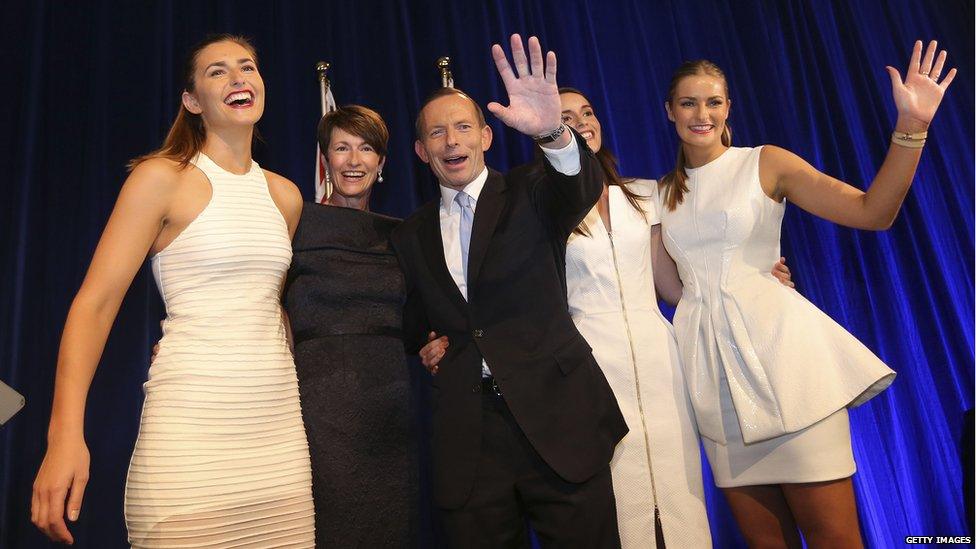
[654,42,955,548]
[32,35,314,547]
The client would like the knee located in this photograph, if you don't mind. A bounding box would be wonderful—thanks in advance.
[741,529,799,549]
[802,524,862,549]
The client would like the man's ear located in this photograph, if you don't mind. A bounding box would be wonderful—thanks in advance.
[414,140,430,164]
[480,124,493,152]
[182,90,203,115]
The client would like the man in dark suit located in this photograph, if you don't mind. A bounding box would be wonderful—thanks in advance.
[391,34,628,548]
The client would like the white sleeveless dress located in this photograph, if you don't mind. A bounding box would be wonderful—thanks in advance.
[657,146,895,487]
[566,181,710,548]
[124,153,315,547]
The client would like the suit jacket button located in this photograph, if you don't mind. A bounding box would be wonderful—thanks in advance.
[472,383,481,393]
[472,329,484,338]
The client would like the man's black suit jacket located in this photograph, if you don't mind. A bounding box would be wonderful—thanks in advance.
[391,132,628,509]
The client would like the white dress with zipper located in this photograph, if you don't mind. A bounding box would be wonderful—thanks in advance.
[566,180,711,549]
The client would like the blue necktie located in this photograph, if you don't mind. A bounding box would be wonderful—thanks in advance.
[454,191,474,283]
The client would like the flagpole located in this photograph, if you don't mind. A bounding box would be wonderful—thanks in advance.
[315,61,335,203]
[436,56,453,88]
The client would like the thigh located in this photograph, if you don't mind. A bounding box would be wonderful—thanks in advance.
[722,485,802,549]
[519,463,620,549]
[440,397,531,549]
[781,478,863,549]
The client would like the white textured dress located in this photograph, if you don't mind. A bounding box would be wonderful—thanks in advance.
[657,146,896,487]
[124,153,315,547]
[566,180,711,549]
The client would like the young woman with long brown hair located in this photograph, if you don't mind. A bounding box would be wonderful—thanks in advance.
[654,41,955,548]
[31,34,314,547]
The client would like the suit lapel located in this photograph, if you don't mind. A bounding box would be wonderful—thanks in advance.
[467,169,507,292]
[417,202,468,311]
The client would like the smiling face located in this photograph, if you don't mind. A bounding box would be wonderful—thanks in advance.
[666,74,730,158]
[560,92,602,153]
[326,127,385,200]
[182,40,264,131]
[414,93,492,190]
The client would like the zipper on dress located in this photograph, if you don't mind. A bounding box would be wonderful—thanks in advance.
[607,231,662,529]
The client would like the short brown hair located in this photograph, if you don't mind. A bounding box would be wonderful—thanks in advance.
[317,105,389,157]
[414,88,486,139]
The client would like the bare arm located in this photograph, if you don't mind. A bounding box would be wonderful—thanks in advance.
[264,170,304,238]
[650,225,682,306]
[33,159,174,543]
[762,40,956,230]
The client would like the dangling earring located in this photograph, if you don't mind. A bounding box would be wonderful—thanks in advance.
[377,169,383,183]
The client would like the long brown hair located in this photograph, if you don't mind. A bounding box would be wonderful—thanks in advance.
[658,60,732,211]
[128,34,258,171]
[557,87,646,236]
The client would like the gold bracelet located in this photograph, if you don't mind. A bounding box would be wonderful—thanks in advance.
[891,130,927,149]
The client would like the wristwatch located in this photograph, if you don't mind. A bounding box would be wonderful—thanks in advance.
[533,124,567,145]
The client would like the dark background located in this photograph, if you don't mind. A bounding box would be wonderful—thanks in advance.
[1,0,972,547]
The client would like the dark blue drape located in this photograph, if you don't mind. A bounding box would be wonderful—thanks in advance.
[1,1,971,547]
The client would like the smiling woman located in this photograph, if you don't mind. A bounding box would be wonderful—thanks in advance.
[656,44,956,548]
[30,34,314,548]
[283,104,418,547]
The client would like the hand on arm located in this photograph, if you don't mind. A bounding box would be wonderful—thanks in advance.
[420,332,450,375]
[768,41,955,230]
[772,257,795,288]
[33,161,172,544]
[488,34,570,149]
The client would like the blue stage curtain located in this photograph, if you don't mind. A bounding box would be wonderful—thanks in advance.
[1,1,971,547]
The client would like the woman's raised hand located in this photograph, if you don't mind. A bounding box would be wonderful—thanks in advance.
[886,40,957,131]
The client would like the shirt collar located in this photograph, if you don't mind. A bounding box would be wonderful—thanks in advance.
[439,167,489,214]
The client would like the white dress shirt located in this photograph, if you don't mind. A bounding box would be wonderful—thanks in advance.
[437,136,581,376]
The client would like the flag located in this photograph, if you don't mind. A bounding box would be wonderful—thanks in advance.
[314,72,337,204]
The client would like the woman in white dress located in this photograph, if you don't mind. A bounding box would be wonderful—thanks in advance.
[654,42,955,548]
[31,35,314,547]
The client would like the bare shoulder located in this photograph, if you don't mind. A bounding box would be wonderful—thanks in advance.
[759,145,811,175]
[117,157,189,210]
[263,169,303,229]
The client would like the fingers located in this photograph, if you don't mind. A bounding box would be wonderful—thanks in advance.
[427,331,437,342]
[528,36,544,77]
[486,101,512,125]
[885,66,902,92]
[490,44,516,87]
[47,487,72,543]
[907,39,922,74]
[545,51,557,83]
[66,474,87,523]
[939,67,957,90]
[930,49,947,80]
[510,34,529,78]
[920,40,937,75]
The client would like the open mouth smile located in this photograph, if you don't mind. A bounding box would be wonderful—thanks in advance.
[443,154,468,167]
[224,90,255,108]
[689,124,714,134]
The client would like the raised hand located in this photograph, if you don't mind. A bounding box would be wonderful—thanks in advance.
[487,34,561,137]
[886,40,957,132]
